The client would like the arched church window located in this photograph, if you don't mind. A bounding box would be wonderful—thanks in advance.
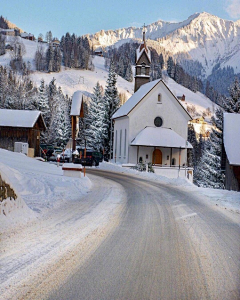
[158,93,162,103]
[141,63,146,75]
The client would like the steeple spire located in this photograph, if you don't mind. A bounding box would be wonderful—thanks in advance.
[143,23,146,43]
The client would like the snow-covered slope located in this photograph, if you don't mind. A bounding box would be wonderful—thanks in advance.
[0,36,214,117]
[87,12,240,77]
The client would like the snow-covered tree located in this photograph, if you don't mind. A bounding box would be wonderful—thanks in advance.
[85,82,106,150]
[102,61,120,157]
[223,78,240,113]
[195,108,225,189]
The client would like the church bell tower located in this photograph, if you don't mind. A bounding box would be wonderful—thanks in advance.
[134,24,151,92]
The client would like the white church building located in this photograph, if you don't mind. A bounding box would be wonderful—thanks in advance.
[112,29,193,181]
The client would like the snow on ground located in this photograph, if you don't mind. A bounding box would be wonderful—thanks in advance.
[0,149,239,299]
[98,161,240,215]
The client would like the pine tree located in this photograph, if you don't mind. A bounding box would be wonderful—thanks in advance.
[223,78,240,113]
[102,61,120,158]
[195,108,225,189]
[125,62,133,82]
[85,82,106,150]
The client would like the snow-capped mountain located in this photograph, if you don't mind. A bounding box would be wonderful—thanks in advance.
[87,12,240,78]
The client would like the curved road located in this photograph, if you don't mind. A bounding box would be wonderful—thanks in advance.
[48,169,240,300]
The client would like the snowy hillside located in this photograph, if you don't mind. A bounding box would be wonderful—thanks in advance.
[87,12,240,77]
[0,35,215,118]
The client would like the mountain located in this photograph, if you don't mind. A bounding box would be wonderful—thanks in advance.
[86,12,240,78]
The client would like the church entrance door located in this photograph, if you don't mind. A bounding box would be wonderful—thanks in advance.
[152,149,162,165]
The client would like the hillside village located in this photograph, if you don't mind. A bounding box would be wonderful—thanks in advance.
[0,13,239,192]
[0,8,240,300]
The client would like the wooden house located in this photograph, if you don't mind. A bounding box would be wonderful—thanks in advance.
[0,109,46,157]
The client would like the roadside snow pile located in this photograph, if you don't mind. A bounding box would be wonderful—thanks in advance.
[0,149,92,230]
[99,161,240,214]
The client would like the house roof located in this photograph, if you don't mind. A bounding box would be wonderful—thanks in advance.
[131,126,193,149]
[223,113,240,166]
[112,79,192,120]
[70,91,84,116]
[0,109,46,129]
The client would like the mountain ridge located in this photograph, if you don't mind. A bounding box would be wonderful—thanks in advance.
[86,12,240,78]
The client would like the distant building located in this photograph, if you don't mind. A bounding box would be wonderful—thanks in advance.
[0,28,15,36]
[21,32,35,40]
[52,38,60,47]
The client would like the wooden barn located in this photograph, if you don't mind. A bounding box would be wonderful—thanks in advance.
[0,109,46,157]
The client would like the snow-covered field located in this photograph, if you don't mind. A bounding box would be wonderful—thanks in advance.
[0,149,239,299]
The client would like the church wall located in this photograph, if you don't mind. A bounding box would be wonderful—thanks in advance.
[113,117,129,164]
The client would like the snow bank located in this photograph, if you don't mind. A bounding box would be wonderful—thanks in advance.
[99,161,240,214]
[0,149,92,231]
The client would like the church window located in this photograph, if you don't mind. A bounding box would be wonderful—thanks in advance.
[141,63,146,75]
[124,129,127,158]
[172,158,176,165]
[158,93,162,103]
[119,129,122,157]
[115,130,117,157]
[154,116,163,127]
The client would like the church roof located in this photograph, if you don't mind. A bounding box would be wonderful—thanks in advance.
[112,79,192,120]
[136,43,151,63]
[223,113,240,165]
[131,127,192,149]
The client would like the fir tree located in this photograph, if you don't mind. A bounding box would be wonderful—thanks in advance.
[85,82,106,150]
[195,108,225,189]
[102,61,120,158]
[223,78,240,113]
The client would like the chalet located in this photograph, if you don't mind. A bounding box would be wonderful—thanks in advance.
[0,109,46,157]
[0,28,15,36]
[94,48,103,56]
[222,113,240,191]
[21,32,35,40]
[52,38,60,47]
[112,28,193,181]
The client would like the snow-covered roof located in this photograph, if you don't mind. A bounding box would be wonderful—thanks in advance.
[112,79,192,120]
[70,91,83,116]
[223,113,240,165]
[113,79,160,119]
[131,127,192,149]
[136,43,151,63]
[0,109,45,129]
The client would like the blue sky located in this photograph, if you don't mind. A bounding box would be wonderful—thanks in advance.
[1,0,240,39]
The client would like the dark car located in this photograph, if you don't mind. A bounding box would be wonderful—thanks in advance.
[73,149,102,166]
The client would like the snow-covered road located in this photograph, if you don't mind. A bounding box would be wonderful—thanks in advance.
[0,149,239,299]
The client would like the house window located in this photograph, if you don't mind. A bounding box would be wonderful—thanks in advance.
[172,158,176,165]
[119,130,122,157]
[124,129,127,158]
[158,93,162,103]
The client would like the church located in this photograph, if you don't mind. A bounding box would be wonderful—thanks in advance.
[112,28,193,180]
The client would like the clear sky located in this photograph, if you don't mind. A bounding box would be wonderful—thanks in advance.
[1,0,240,39]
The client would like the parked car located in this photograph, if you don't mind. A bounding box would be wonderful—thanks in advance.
[73,149,102,166]
[60,148,72,162]
[47,148,63,161]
